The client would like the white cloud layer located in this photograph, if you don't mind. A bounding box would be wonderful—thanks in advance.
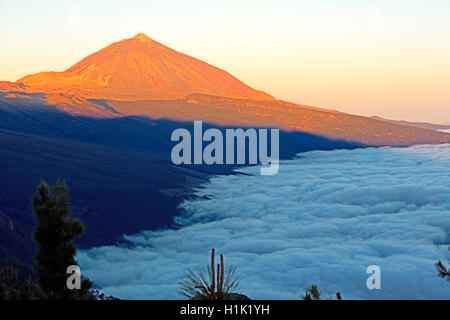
[78,144,450,299]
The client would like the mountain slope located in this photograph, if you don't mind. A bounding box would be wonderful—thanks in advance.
[4,33,450,147]
[0,127,210,257]
[370,116,450,131]
[17,33,273,101]
[108,94,450,146]
[1,89,449,147]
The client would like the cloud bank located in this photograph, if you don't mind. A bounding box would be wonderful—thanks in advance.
[78,144,450,299]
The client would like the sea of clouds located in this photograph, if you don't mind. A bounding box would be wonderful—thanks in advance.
[78,144,450,299]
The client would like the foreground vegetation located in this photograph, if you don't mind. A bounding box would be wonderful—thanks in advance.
[0,180,116,300]
[178,248,244,300]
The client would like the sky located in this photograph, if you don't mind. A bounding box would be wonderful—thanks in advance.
[1,0,449,123]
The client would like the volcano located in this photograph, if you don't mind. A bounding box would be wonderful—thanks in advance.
[17,33,273,101]
[4,33,450,146]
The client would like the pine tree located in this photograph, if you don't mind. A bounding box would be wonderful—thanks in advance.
[0,259,42,300]
[32,180,91,299]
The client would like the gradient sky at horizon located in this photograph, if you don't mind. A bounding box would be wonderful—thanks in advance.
[1,0,449,123]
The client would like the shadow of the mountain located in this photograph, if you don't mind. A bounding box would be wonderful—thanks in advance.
[0,100,360,262]
[0,99,360,158]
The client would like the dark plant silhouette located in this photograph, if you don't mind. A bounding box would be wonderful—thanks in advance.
[32,180,91,299]
[178,248,240,300]
[1,181,117,300]
[87,289,119,300]
[301,284,342,300]
[435,242,449,281]
[436,260,449,280]
[0,259,43,300]
[301,284,322,300]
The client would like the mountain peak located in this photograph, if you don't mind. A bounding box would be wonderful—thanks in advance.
[131,33,154,43]
[16,35,274,101]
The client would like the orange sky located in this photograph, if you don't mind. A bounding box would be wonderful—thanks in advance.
[0,0,449,123]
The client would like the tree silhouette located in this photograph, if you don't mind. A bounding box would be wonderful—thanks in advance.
[0,259,42,300]
[32,180,91,299]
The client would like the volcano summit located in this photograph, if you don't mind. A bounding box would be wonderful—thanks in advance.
[17,33,273,101]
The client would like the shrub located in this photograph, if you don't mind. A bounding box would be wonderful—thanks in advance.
[178,248,241,300]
